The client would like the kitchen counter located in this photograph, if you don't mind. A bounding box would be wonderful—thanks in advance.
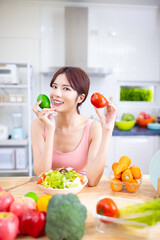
[0,175,159,240]
[113,125,160,136]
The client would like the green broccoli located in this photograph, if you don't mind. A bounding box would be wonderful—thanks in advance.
[45,193,87,240]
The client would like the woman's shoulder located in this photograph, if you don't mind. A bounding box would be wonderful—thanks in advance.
[89,119,102,136]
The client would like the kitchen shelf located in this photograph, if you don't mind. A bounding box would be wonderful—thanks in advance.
[0,103,27,106]
[0,62,34,176]
[0,169,29,174]
[0,139,28,146]
[0,84,28,89]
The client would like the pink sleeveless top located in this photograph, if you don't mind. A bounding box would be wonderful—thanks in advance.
[44,119,93,174]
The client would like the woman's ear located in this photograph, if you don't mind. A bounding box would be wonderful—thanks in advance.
[78,94,85,103]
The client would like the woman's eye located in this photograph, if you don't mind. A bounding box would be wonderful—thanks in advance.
[64,87,70,91]
[52,85,57,89]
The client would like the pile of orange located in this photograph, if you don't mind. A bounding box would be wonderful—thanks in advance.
[110,156,142,193]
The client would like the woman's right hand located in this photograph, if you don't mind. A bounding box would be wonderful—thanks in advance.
[32,100,57,129]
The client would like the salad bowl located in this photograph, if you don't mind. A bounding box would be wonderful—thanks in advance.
[36,168,88,195]
[37,180,88,195]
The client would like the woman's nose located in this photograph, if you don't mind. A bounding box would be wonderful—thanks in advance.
[51,87,62,97]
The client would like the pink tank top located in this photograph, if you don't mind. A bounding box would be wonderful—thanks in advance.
[44,119,93,174]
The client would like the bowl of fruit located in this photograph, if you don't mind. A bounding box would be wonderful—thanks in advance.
[115,113,135,131]
[136,112,154,128]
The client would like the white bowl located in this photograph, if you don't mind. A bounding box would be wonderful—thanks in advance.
[37,178,88,195]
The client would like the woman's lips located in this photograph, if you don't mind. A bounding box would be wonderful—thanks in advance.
[53,100,64,106]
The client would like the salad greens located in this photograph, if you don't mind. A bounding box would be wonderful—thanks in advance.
[42,168,83,189]
[120,87,153,102]
[119,198,160,226]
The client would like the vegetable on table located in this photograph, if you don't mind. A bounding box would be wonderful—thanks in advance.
[96,198,118,218]
[121,168,133,183]
[110,156,142,193]
[114,156,131,175]
[45,193,87,240]
[112,162,121,179]
[130,165,141,179]
[119,198,160,226]
[36,173,46,185]
[41,168,84,189]
[20,209,46,238]
[110,178,123,192]
[125,179,138,193]
[37,195,52,213]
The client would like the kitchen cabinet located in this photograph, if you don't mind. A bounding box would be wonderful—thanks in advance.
[0,62,34,176]
[104,135,160,175]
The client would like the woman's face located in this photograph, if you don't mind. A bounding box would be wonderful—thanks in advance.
[50,73,81,112]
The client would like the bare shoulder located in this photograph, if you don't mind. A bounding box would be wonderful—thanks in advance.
[90,120,102,136]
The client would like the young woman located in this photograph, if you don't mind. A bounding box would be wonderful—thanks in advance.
[31,67,117,186]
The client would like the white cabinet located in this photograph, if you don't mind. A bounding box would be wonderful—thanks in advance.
[104,136,160,175]
[0,62,34,176]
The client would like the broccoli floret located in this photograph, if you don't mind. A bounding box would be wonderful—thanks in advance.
[45,193,87,240]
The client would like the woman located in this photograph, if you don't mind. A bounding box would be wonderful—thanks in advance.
[31,67,117,186]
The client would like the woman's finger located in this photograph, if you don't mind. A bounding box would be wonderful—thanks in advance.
[94,107,103,119]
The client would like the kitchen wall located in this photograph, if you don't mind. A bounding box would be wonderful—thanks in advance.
[0,0,160,132]
[40,3,160,120]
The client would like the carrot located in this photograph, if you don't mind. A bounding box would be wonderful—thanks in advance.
[121,168,133,183]
[114,156,131,175]
[112,162,121,178]
[125,179,138,193]
[110,178,123,192]
[112,162,118,171]
[130,165,141,179]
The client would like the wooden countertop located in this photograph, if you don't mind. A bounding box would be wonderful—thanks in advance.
[0,175,159,240]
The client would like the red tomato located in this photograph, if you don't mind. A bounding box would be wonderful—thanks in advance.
[91,92,108,108]
[96,198,118,219]
[36,173,46,184]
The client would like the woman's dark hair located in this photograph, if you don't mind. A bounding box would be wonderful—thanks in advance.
[50,66,90,114]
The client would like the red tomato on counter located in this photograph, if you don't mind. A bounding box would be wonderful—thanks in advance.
[91,92,108,108]
[96,198,118,219]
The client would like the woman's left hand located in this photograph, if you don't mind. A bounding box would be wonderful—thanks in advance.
[94,99,117,132]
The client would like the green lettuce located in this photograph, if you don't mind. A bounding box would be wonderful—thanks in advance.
[42,168,82,189]
[119,198,160,226]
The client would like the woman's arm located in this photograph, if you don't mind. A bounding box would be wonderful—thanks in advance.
[31,101,56,176]
[31,119,54,176]
[86,99,117,186]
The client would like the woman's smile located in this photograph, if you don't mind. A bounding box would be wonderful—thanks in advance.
[52,99,64,106]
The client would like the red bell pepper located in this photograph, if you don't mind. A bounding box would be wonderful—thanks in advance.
[20,209,46,238]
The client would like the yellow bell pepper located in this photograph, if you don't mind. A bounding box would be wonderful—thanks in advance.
[37,195,52,212]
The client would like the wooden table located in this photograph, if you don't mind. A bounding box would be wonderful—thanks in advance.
[0,175,159,240]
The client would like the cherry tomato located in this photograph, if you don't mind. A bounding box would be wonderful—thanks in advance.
[91,92,108,108]
[36,173,46,184]
[96,198,118,219]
